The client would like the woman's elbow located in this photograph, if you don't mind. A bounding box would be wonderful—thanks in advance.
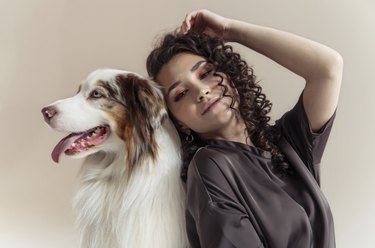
[325,51,344,80]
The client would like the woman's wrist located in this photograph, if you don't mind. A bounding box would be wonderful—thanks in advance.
[223,19,248,43]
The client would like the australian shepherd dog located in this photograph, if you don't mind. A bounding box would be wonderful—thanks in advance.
[41,69,188,248]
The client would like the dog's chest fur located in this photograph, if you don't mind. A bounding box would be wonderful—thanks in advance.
[73,120,188,248]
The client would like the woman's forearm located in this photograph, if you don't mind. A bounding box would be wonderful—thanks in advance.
[225,20,343,82]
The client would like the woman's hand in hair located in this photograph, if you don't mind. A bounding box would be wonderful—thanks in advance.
[178,9,232,40]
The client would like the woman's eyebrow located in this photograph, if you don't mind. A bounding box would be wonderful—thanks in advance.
[167,60,206,96]
[190,60,206,72]
[167,80,182,96]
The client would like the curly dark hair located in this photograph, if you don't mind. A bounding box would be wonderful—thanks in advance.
[146,32,290,182]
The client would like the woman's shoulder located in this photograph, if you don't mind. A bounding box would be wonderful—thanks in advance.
[189,146,227,177]
[190,144,234,168]
[186,146,240,205]
[193,145,222,159]
[188,144,242,184]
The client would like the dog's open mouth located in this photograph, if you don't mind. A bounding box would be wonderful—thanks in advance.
[51,125,111,163]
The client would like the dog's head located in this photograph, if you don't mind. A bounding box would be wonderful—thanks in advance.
[42,69,167,169]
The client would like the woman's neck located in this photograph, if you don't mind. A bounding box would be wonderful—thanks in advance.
[199,116,255,147]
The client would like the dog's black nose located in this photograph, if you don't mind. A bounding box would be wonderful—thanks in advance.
[41,106,57,123]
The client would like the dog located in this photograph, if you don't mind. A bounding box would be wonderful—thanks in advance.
[41,69,188,248]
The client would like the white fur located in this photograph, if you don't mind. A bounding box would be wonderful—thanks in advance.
[43,69,189,248]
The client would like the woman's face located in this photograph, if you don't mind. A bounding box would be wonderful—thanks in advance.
[156,53,240,140]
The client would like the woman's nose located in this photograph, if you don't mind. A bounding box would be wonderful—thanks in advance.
[197,88,210,102]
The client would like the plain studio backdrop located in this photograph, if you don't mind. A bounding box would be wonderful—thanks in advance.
[1,0,374,247]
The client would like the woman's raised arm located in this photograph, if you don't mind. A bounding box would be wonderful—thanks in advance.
[179,9,343,132]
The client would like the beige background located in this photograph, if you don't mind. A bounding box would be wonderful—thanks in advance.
[1,0,374,247]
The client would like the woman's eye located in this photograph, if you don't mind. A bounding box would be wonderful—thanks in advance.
[174,90,187,102]
[90,90,103,99]
[200,69,213,79]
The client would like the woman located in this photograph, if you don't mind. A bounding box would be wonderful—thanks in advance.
[146,9,342,248]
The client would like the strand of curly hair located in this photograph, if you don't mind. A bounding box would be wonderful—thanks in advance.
[146,32,291,182]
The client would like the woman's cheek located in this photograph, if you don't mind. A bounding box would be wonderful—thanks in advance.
[170,103,186,119]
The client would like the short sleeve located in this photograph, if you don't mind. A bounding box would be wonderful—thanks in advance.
[275,91,336,179]
[185,149,263,248]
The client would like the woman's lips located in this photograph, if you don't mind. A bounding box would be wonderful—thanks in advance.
[202,97,222,115]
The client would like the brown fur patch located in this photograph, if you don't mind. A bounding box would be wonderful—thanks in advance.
[100,73,167,174]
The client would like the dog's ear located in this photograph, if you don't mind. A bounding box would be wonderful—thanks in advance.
[115,73,166,170]
[116,73,166,125]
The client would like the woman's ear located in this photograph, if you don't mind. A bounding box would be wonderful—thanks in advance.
[176,121,190,135]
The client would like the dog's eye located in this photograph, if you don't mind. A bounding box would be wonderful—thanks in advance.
[89,89,104,99]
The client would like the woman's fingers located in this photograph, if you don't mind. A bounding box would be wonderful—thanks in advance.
[178,14,189,34]
[185,13,194,30]
[178,9,225,37]
[178,10,200,34]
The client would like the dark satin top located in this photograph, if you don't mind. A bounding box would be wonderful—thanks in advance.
[185,92,336,248]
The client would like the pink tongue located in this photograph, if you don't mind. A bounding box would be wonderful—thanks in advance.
[51,133,83,163]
